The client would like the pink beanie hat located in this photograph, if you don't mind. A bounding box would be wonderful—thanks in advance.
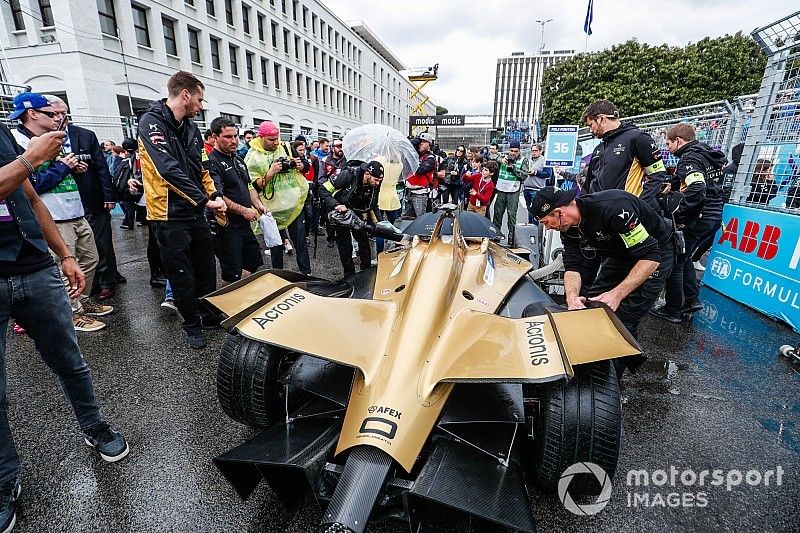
[258,121,279,137]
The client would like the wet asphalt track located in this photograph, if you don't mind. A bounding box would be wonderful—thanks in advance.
[5,210,800,533]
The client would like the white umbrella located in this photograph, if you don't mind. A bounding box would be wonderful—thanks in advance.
[342,124,419,178]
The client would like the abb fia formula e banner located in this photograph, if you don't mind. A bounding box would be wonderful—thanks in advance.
[704,204,800,332]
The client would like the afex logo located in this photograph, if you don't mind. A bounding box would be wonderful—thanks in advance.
[717,218,780,261]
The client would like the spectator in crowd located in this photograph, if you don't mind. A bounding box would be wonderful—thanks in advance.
[651,123,726,323]
[522,143,553,223]
[313,137,330,159]
[48,96,124,301]
[0,126,130,533]
[531,186,674,345]
[746,158,778,205]
[292,139,325,240]
[317,139,348,246]
[109,145,126,175]
[375,154,402,256]
[440,145,468,205]
[319,161,384,276]
[138,71,226,350]
[461,155,482,205]
[10,92,111,332]
[463,160,496,216]
[486,143,502,163]
[237,129,255,158]
[102,140,116,173]
[205,117,264,284]
[309,140,320,153]
[203,129,214,156]
[246,121,311,275]
[405,135,437,218]
[117,142,137,231]
[493,140,529,244]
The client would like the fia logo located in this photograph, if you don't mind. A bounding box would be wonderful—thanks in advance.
[709,257,732,280]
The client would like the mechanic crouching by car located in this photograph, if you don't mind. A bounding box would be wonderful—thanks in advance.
[531,186,675,344]
[318,161,384,276]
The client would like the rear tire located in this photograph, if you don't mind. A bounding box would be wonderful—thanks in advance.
[524,360,622,494]
[216,332,302,428]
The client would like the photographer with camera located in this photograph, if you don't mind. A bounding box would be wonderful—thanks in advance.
[440,145,468,205]
[493,140,530,244]
[245,121,311,275]
[318,160,384,277]
[9,92,112,331]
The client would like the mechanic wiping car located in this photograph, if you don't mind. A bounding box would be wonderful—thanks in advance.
[531,186,675,342]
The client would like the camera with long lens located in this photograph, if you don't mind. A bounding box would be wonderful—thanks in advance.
[276,157,297,171]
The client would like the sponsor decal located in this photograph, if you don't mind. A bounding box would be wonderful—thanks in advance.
[506,252,522,264]
[618,209,630,219]
[613,143,626,155]
[358,417,397,441]
[380,288,391,295]
[251,293,305,328]
[367,405,402,419]
[477,297,490,307]
[483,249,495,285]
[524,321,549,366]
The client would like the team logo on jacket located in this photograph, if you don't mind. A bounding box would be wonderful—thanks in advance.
[613,144,626,155]
[618,209,630,219]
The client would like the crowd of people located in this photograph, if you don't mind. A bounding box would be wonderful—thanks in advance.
[0,66,748,532]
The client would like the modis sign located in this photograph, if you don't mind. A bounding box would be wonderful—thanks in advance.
[705,205,800,332]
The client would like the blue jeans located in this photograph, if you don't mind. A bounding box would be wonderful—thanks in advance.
[376,209,400,254]
[0,265,102,485]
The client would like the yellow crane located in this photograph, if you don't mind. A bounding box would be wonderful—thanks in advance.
[407,64,438,136]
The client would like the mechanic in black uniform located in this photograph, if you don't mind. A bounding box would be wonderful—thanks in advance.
[204,116,264,283]
[650,123,726,323]
[531,186,675,339]
[319,160,384,276]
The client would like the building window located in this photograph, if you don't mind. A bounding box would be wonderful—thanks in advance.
[257,13,264,41]
[283,28,289,54]
[38,0,54,26]
[185,0,195,5]
[131,4,150,47]
[291,0,298,21]
[210,36,221,69]
[229,44,239,76]
[241,3,250,33]
[245,51,254,81]
[279,122,292,141]
[296,72,302,97]
[10,1,24,31]
[294,35,300,60]
[281,0,286,15]
[220,112,242,124]
[302,6,308,28]
[311,13,317,35]
[224,0,234,25]
[271,21,278,48]
[188,27,201,63]
[97,0,117,36]
[260,57,269,86]
[162,17,178,56]
[285,67,292,94]
[205,0,215,17]
[273,63,281,90]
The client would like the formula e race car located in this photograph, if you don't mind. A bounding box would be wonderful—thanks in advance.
[204,206,642,532]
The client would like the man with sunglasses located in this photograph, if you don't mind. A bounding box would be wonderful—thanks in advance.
[531,186,674,345]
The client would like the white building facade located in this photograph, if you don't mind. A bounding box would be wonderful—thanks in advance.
[0,0,434,141]
[493,49,575,130]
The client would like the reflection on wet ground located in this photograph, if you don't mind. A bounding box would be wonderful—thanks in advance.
[5,220,800,532]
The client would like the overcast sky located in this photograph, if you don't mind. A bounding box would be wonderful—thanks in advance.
[323,0,792,115]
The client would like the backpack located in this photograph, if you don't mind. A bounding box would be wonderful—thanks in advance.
[113,156,142,202]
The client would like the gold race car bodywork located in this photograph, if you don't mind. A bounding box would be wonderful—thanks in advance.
[205,214,640,473]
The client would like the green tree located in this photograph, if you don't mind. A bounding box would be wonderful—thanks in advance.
[540,33,766,129]
[436,105,449,115]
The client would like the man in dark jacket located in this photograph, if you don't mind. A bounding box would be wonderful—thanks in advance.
[138,71,226,349]
[319,161,384,276]
[651,124,726,323]
[205,117,264,284]
[48,96,123,300]
[532,186,674,341]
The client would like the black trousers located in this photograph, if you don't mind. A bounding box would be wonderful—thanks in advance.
[147,224,164,280]
[85,210,119,290]
[588,245,675,338]
[662,217,720,314]
[336,226,372,277]
[269,215,311,275]
[152,218,217,336]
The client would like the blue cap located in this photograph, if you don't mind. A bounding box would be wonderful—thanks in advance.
[8,92,50,120]
[509,140,521,149]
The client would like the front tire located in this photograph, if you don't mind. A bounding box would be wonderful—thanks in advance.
[524,360,622,493]
[216,332,302,428]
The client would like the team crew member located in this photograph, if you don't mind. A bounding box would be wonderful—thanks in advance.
[204,117,264,284]
[138,71,227,349]
[531,186,675,340]
[318,161,384,276]
[650,123,726,323]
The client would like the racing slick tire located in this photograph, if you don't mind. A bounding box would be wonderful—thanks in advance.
[524,359,622,494]
[216,332,304,428]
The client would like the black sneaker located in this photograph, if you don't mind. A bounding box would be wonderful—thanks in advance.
[649,306,682,324]
[149,276,167,288]
[0,478,21,533]
[84,422,129,462]
[681,301,704,314]
[187,333,206,349]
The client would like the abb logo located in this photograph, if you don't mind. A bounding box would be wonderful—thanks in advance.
[718,218,781,261]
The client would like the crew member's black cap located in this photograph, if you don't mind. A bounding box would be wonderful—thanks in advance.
[530,186,577,219]
[365,161,384,179]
